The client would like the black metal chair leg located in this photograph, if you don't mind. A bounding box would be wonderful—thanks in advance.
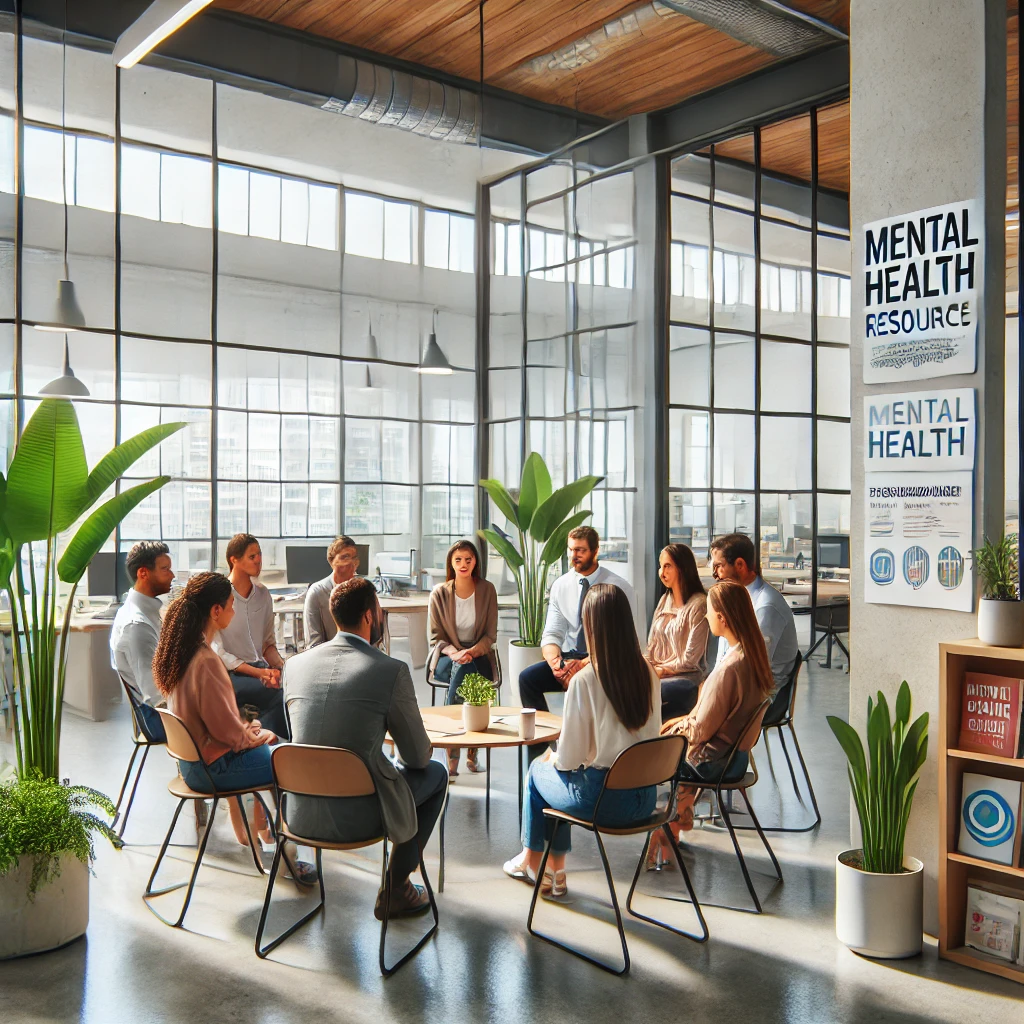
[438,784,449,893]
[379,842,439,976]
[144,797,220,927]
[113,743,142,823]
[735,726,822,834]
[235,796,267,875]
[717,791,763,914]
[740,787,783,881]
[116,744,151,839]
[485,747,491,828]
[626,827,709,943]
[776,726,801,791]
[787,723,822,827]
[255,840,326,958]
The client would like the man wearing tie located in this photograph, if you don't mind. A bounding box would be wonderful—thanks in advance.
[517,526,637,762]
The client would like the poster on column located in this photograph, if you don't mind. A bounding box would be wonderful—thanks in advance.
[864,471,974,611]
[862,199,982,384]
[863,389,976,472]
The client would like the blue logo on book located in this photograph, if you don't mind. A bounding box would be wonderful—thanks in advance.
[869,549,894,585]
[963,789,1016,847]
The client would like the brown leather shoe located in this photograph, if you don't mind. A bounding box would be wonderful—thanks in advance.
[374,880,431,921]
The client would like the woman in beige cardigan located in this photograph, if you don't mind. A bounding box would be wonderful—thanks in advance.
[428,539,498,775]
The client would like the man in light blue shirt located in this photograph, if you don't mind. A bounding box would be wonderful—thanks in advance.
[518,526,637,761]
[709,533,799,694]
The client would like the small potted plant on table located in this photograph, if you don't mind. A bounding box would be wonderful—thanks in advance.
[457,673,497,733]
[828,680,928,958]
[974,533,1024,647]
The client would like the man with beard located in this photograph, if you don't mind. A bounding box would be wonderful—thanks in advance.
[303,535,361,648]
[284,577,447,920]
[517,526,637,763]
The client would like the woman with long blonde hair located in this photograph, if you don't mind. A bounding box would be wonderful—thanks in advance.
[647,578,773,867]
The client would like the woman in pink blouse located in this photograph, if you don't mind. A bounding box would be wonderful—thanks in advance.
[646,544,710,720]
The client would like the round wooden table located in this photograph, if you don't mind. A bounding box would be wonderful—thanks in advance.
[417,705,561,892]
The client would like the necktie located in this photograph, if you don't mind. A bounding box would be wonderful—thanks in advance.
[575,577,590,655]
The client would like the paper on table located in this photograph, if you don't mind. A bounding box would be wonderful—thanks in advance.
[420,716,466,736]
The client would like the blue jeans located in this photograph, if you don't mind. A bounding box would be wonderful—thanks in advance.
[522,760,657,854]
[229,660,288,739]
[178,744,274,794]
[134,701,166,743]
[434,654,493,705]
[679,751,749,786]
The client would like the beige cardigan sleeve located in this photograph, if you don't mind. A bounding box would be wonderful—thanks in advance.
[472,581,498,655]
[676,654,740,751]
[428,585,460,659]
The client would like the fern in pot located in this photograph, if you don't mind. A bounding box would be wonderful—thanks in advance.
[456,673,497,733]
[974,533,1024,647]
[827,680,928,959]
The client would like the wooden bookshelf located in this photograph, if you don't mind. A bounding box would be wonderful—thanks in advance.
[939,640,1024,985]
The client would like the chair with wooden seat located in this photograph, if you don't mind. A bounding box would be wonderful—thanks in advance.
[144,708,276,928]
[692,699,783,914]
[255,743,438,976]
[425,644,502,706]
[736,653,820,833]
[526,735,708,976]
[112,675,165,840]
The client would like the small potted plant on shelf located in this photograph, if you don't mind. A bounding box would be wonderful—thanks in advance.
[456,673,497,732]
[479,452,602,700]
[0,773,121,959]
[974,533,1024,647]
[827,680,928,959]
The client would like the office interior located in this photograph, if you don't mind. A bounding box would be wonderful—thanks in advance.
[1,1,1023,1022]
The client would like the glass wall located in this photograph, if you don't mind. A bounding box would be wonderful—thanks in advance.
[668,109,852,576]
[4,32,486,586]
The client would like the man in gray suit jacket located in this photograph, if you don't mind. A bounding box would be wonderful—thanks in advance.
[284,577,447,919]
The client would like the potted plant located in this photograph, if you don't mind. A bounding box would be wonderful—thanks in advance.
[0,773,120,959]
[479,452,602,700]
[827,680,928,959]
[0,397,184,957]
[456,672,497,732]
[974,533,1024,647]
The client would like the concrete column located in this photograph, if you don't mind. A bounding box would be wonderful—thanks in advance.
[849,1,1006,934]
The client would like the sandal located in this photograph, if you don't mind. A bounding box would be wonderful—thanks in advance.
[541,869,568,899]
[447,751,460,777]
[645,832,676,872]
[502,854,536,885]
[465,748,484,773]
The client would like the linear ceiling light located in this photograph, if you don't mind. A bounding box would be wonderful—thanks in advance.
[112,0,214,69]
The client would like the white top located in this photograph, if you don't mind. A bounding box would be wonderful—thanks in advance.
[555,662,661,771]
[716,575,799,692]
[455,593,476,646]
[213,580,279,671]
[540,564,638,652]
[109,589,163,705]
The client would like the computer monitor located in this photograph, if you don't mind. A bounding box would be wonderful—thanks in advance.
[88,551,129,601]
[817,535,850,569]
[285,544,369,585]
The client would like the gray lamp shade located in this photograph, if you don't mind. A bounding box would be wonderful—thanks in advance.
[39,337,90,397]
[35,279,87,333]
[360,363,376,391]
[417,333,453,375]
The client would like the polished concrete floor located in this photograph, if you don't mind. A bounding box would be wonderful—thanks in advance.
[3,627,1023,1023]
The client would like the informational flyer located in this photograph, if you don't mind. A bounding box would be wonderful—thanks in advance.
[864,471,974,611]
[862,199,982,384]
[863,388,976,472]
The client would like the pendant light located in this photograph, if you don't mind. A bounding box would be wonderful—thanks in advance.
[360,312,379,391]
[39,338,90,397]
[36,0,86,335]
[417,309,453,375]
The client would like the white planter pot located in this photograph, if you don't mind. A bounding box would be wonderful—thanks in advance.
[0,851,89,959]
[835,851,923,958]
[462,702,490,732]
[506,641,544,706]
[978,598,1024,647]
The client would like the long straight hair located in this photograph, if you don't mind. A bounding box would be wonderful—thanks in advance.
[582,583,652,731]
[707,580,774,697]
[661,543,705,604]
[154,572,233,696]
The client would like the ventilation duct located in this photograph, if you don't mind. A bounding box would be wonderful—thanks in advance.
[320,58,479,145]
[519,1,845,76]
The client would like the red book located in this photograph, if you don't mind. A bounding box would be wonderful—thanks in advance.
[958,673,1024,758]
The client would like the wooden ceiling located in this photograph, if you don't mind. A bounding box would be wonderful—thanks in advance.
[215,0,849,119]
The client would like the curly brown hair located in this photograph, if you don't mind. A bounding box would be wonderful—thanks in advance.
[154,572,233,697]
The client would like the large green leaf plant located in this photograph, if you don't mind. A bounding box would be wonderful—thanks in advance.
[479,452,602,647]
[0,398,184,780]
[827,680,928,874]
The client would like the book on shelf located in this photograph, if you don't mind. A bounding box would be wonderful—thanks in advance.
[958,672,1024,758]
[958,773,1024,867]
[965,879,1024,965]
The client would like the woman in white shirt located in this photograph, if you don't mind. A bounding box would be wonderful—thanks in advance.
[214,533,288,738]
[427,540,498,776]
[502,583,661,898]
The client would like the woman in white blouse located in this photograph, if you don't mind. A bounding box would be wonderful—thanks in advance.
[646,543,709,721]
[502,583,661,899]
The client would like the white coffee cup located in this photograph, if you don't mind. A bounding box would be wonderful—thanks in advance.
[519,707,537,742]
